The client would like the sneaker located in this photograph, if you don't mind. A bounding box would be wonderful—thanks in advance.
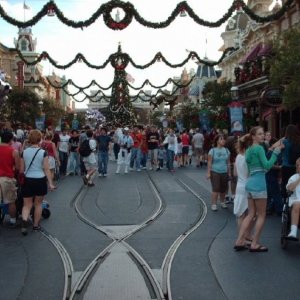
[116,170,119,174]
[88,182,95,187]
[149,167,153,171]
[125,170,128,174]
[98,174,103,177]
[196,165,200,168]
[211,205,217,211]
[170,169,174,172]
[10,222,18,229]
[221,203,228,209]
[142,167,146,170]
[137,169,141,172]
[75,172,79,176]
[200,162,203,167]
[225,197,231,204]
[156,167,160,171]
[129,168,133,171]
[161,167,164,170]
[69,172,74,176]
[21,220,28,236]
[231,197,235,203]
[103,173,107,177]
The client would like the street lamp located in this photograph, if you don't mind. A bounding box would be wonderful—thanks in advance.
[230,85,239,102]
[74,113,77,119]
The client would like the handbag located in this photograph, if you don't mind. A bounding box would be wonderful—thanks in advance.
[18,149,41,186]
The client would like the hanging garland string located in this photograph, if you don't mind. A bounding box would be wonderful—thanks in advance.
[16,47,237,69]
[46,75,195,91]
[0,0,294,30]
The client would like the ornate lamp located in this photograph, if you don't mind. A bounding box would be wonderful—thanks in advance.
[230,85,239,102]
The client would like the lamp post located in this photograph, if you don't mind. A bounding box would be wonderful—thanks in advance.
[72,112,79,130]
[38,100,44,111]
[230,85,239,102]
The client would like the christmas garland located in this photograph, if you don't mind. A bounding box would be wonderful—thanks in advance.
[0,0,294,30]
[16,47,237,69]
[46,75,194,91]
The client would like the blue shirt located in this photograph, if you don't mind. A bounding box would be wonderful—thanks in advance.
[209,147,230,173]
[23,147,47,178]
[282,139,295,167]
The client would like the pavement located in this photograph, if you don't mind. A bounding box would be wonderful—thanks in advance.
[1,159,300,300]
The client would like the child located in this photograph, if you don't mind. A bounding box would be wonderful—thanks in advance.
[157,145,166,169]
[177,137,183,167]
[285,157,300,240]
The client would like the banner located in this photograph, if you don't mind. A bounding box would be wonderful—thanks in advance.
[228,101,243,135]
[72,119,79,130]
[35,114,46,130]
[162,118,168,128]
[199,110,211,133]
[176,118,183,131]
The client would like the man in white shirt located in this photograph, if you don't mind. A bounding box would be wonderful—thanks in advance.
[16,126,24,143]
[192,128,204,167]
[58,129,70,175]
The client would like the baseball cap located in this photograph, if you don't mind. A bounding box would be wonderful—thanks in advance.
[123,127,129,131]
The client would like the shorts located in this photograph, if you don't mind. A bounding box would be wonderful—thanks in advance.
[149,149,158,162]
[84,162,98,171]
[210,171,229,193]
[0,177,17,204]
[48,156,55,169]
[22,177,48,198]
[194,148,203,156]
[247,191,268,199]
[182,146,189,154]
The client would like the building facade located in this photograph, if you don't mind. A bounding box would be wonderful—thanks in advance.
[218,0,300,137]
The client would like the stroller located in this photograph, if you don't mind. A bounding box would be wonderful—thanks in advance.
[281,190,298,249]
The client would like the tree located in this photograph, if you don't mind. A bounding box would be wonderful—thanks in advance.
[201,79,233,114]
[42,97,66,127]
[267,27,300,110]
[106,44,137,126]
[0,89,41,129]
[179,102,200,129]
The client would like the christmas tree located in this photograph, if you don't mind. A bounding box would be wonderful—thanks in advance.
[106,43,137,127]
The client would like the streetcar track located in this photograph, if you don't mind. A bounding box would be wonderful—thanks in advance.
[41,170,208,300]
[69,171,208,300]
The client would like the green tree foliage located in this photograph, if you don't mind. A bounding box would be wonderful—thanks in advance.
[179,102,200,129]
[0,89,41,128]
[42,97,66,126]
[267,27,300,109]
[201,79,233,114]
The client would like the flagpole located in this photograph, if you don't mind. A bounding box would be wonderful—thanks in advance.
[24,0,25,22]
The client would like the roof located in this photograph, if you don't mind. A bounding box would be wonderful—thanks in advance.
[225,12,250,32]
[196,65,217,78]
[188,86,200,96]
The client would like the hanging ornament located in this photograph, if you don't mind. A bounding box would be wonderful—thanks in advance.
[47,5,55,17]
[236,2,242,13]
[68,79,73,85]
[146,80,149,85]
[77,56,83,63]
[191,53,195,60]
[119,83,123,88]
[157,55,161,62]
[180,6,187,17]
[42,53,48,60]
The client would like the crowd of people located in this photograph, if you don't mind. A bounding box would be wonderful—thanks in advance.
[1,122,300,246]
[204,124,300,252]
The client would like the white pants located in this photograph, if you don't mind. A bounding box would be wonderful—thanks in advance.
[117,149,131,165]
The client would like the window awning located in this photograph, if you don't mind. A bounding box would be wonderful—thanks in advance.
[188,86,200,96]
[240,43,261,65]
[263,105,284,119]
[257,44,272,57]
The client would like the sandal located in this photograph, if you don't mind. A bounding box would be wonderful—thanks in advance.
[234,244,249,251]
[21,220,27,236]
[33,225,42,232]
[249,245,268,252]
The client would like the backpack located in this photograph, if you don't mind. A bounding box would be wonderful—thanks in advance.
[79,139,92,157]
[288,143,300,165]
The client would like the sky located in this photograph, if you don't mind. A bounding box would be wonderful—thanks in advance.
[0,0,279,108]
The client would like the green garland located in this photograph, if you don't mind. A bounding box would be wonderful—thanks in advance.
[16,47,237,69]
[0,0,294,30]
[46,76,194,91]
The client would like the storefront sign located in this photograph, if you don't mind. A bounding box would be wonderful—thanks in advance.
[262,87,283,107]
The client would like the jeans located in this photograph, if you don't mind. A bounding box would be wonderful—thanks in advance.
[130,148,141,170]
[69,151,80,174]
[266,175,283,213]
[59,151,68,174]
[113,143,120,160]
[167,149,175,170]
[140,153,148,168]
[98,151,109,175]
[158,159,164,168]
